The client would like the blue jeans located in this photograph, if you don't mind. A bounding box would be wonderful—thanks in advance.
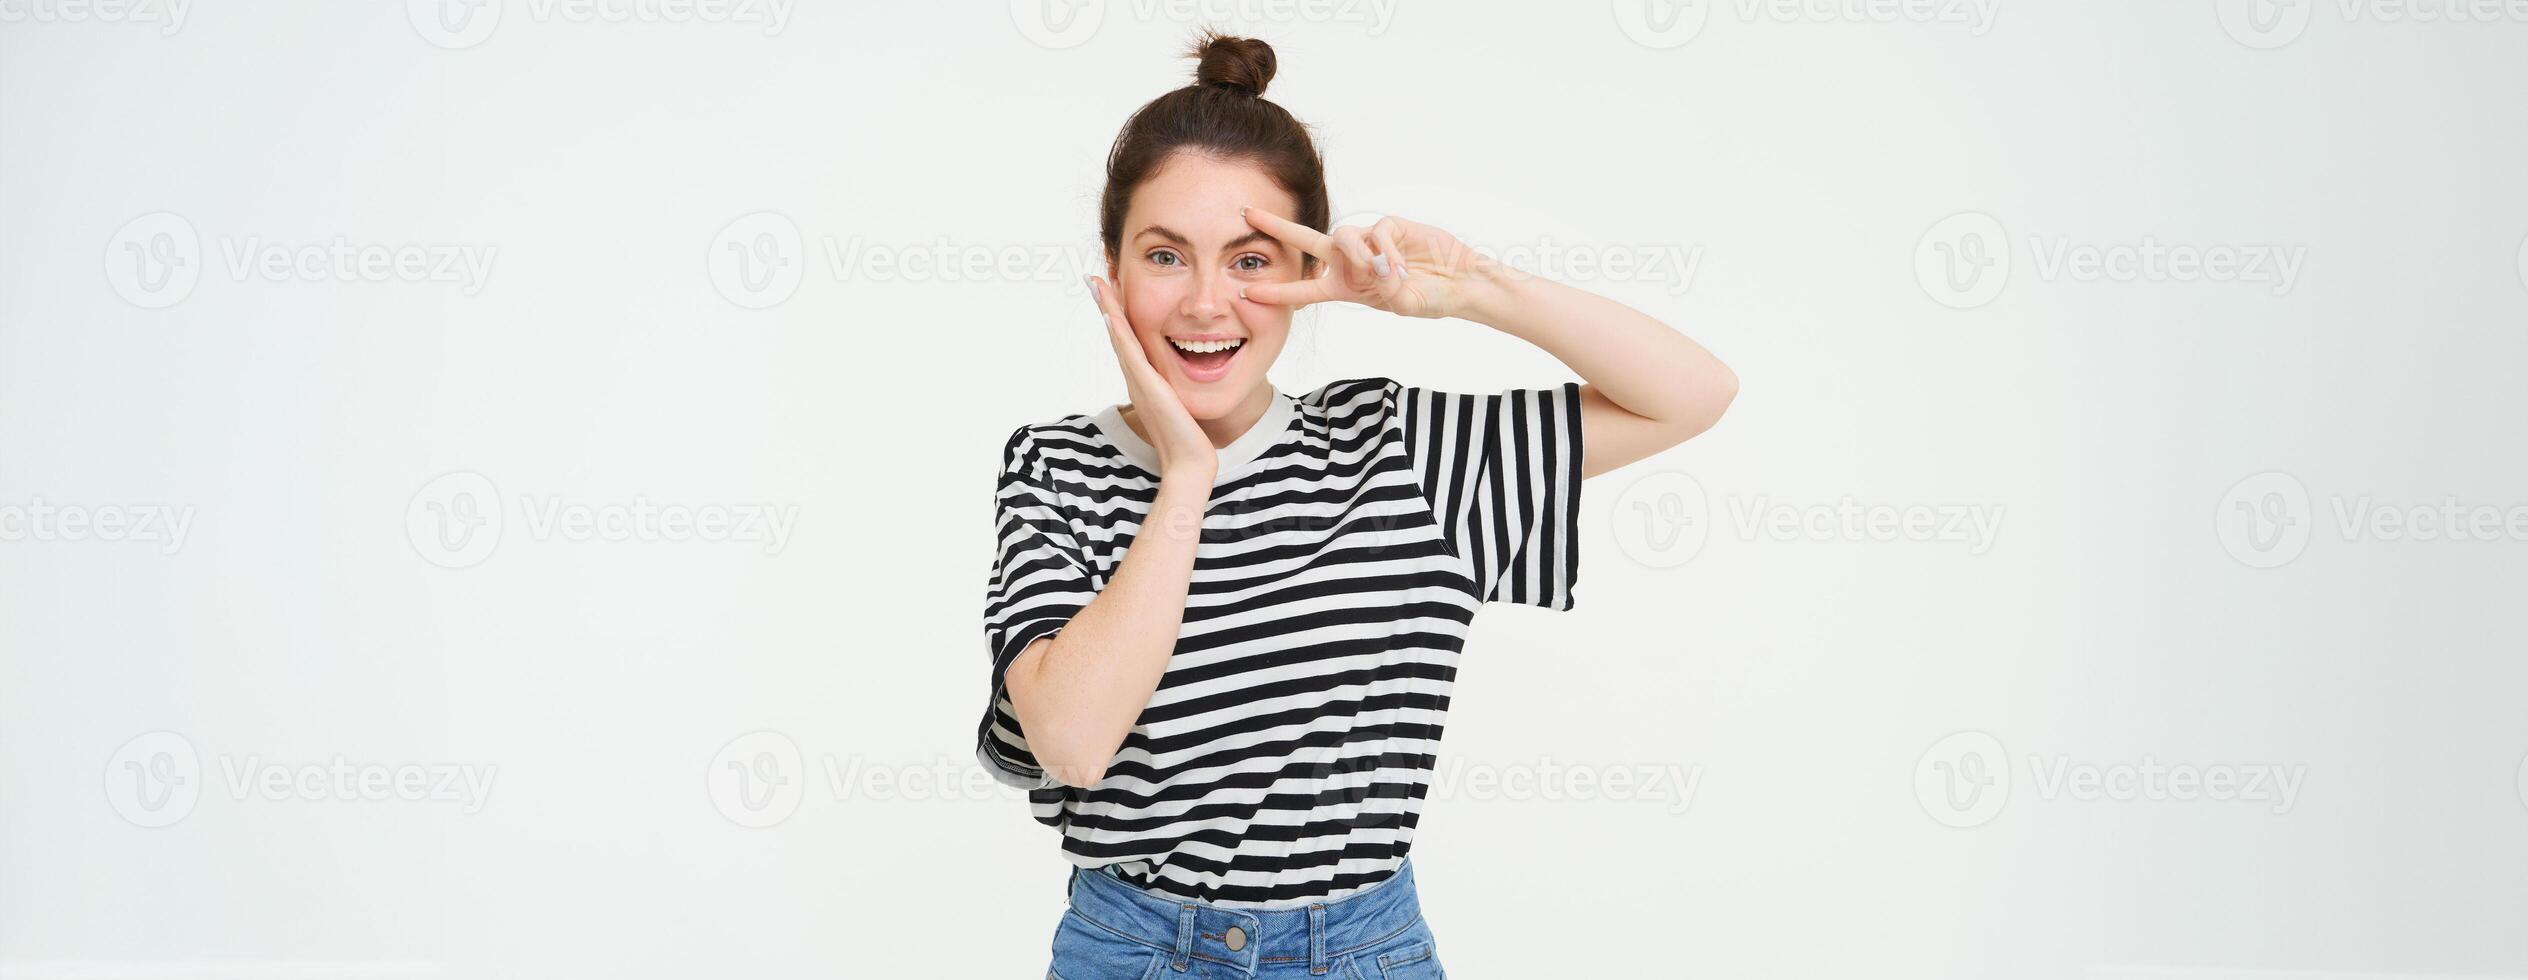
[1047,858,1446,979]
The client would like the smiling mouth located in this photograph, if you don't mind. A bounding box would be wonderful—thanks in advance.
[1167,336,1244,382]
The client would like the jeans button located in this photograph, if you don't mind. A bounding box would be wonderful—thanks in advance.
[1224,925,1247,952]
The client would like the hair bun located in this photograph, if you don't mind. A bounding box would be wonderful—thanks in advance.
[1189,30,1275,96]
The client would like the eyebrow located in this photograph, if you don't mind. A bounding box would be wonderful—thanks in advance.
[1133,225,1283,253]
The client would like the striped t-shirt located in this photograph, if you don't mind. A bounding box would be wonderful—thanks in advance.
[977,376,1583,907]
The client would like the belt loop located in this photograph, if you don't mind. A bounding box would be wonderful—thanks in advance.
[1307,902,1329,975]
[1173,904,1197,971]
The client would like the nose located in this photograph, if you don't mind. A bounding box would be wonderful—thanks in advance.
[1183,268,1233,321]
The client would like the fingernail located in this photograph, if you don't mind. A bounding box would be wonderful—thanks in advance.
[1238,287,1249,301]
[1371,255,1390,277]
[1240,205,1250,217]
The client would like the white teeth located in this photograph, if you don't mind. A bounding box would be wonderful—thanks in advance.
[1169,338,1245,355]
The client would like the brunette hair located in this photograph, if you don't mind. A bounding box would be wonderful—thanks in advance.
[1099,30,1328,273]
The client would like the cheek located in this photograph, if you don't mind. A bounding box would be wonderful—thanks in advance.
[1122,283,1175,335]
[1236,305,1292,345]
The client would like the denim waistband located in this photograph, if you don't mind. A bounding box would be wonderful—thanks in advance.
[1063,860,1425,975]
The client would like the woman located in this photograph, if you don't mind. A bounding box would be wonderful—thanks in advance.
[980,31,1737,978]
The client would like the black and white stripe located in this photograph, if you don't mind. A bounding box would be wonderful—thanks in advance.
[978,376,1583,907]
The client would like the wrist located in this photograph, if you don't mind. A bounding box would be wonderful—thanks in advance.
[1160,462,1217,485]
[1458,254,1536,331]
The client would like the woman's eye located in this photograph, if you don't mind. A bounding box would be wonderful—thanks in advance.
[1147,250,1180,268]
[1234,254,1268,272]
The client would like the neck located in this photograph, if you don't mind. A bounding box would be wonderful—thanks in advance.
[1199,384,1277,449]
[1124,383,1276,450]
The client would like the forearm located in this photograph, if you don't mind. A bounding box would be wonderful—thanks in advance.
[1460,261,1737,435]
[1004,466,1213,787]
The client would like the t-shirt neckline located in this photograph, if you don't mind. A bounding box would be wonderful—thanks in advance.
[1091,388,1296,483]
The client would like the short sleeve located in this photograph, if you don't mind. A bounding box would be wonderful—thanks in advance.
[1394,380,1585,610]
[976,426,1098,793]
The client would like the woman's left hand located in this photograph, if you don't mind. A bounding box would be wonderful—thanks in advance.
[1239,207,1495,321]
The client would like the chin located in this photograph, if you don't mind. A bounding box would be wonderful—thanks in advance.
[1172,383,1247,421]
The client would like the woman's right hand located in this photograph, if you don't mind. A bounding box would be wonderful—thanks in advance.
[1088,274,1217,478]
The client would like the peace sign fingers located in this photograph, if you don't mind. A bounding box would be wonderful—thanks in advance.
[1240,205,1334,264]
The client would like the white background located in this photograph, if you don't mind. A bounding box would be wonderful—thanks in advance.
[4,1,2526,977]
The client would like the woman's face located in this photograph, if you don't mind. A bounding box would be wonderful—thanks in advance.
[1109,151,1306,422]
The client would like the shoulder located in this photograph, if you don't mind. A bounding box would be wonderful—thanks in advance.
[1295,376,1414,421]
[998,413,1108,478]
